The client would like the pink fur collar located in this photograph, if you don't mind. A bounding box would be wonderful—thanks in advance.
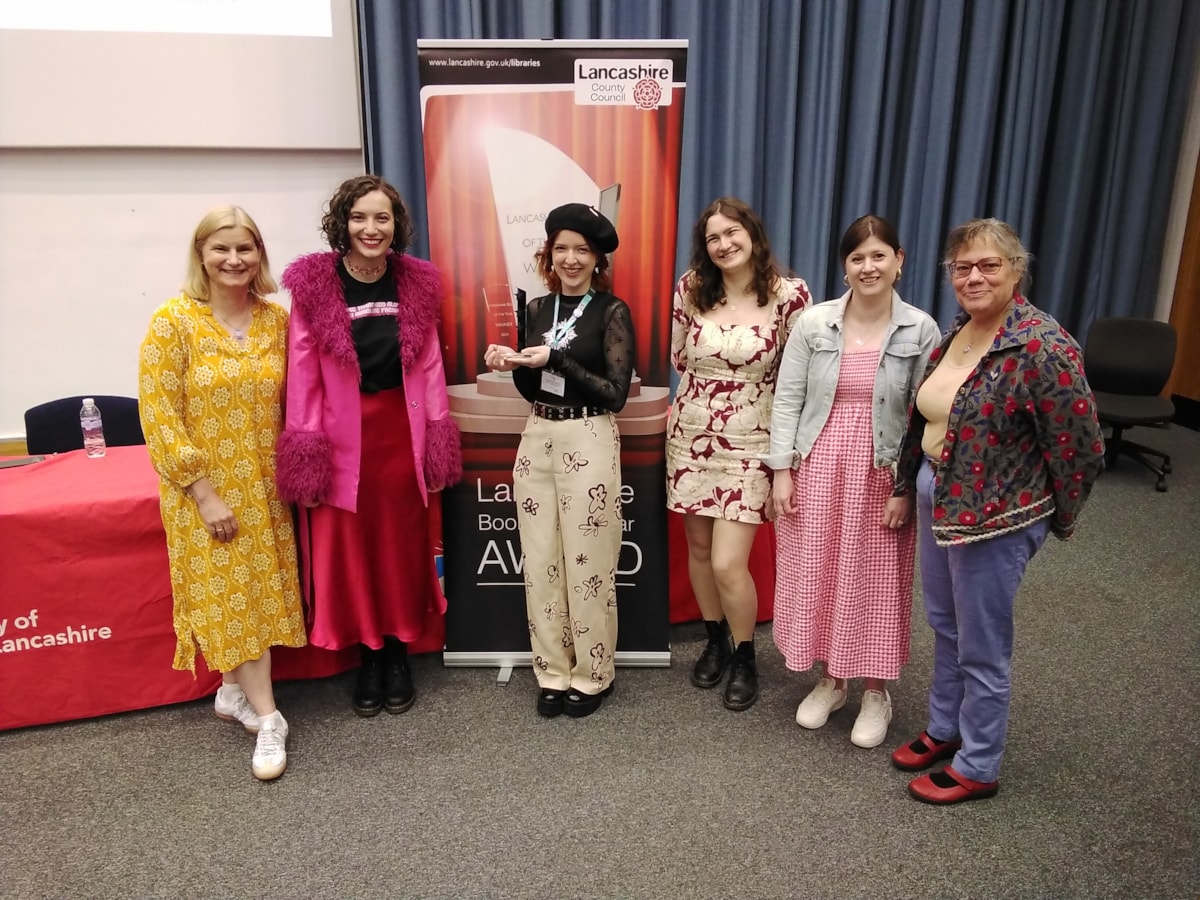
[281,251,443,370]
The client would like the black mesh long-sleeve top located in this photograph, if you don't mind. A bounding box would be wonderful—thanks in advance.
[512,291,635,412]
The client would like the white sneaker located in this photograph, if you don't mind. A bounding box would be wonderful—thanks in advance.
[252,710,288,781]
[214,684,260,733]
[850,689,893,749]
[795,676,847,729]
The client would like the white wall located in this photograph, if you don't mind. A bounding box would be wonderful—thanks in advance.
[0,0,363,440]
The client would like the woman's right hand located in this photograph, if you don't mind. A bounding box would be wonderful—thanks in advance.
[772,470,797,519]
[188,477,239,543]
[485,344,519,372]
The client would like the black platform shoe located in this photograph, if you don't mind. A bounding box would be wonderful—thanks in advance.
[723,640,758,711]
[537,688,565,718]
[383,636,416,714]
[563,682,615,718]
[691,619,731,689]
[353,645,385,717]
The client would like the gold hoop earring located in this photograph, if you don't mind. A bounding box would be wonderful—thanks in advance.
[896,268,903,282]
[842,274,849,286]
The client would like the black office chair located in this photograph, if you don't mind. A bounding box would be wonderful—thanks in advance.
[1083,317,1177,492]
[24,395,145,455]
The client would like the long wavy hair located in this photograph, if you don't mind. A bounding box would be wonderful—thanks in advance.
[685,196,782,312]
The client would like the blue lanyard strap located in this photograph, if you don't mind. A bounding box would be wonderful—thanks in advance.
[544,290,594,350]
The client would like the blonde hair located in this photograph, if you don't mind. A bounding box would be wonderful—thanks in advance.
[182,205,277,300]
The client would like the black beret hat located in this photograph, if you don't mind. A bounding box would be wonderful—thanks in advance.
[545,203,619,254]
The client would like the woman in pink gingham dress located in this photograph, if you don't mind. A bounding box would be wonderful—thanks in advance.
[768,216,939,749]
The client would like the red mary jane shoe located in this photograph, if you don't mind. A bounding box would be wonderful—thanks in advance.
[908,765,999,805]
[890,731,962,771]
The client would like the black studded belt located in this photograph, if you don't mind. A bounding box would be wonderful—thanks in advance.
[532,403,609,421]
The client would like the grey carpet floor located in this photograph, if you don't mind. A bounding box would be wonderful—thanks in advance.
[3,425,1197,899]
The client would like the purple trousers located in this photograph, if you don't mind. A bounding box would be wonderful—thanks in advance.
[916,459,1049,783]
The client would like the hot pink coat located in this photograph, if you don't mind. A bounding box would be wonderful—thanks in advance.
[275,251,462,511]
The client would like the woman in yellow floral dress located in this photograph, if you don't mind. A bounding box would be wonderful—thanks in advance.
[138,206,306,781]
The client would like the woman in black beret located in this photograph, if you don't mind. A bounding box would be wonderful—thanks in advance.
[484,203,634,718]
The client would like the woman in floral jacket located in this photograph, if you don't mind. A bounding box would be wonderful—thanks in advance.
[890,218,1104,805]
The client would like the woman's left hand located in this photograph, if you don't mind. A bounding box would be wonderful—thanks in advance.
[882,495,911,530]
[507,345,551,368]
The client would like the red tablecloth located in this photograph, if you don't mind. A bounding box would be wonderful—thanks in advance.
[0,447,369,730]
[0,446,775,730]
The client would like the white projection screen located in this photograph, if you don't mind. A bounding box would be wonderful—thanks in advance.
[0,0,364,438]
[0,0,357,149]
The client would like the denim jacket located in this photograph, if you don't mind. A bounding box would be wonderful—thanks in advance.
[894,296,1105,545]
[766,291,940,471]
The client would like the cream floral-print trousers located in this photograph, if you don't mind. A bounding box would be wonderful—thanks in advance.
[514,411,621,694]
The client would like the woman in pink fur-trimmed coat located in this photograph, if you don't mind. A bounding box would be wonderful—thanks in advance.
[276,175,462,717]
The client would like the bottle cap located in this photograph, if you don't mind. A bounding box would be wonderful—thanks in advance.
[83,397,95,405]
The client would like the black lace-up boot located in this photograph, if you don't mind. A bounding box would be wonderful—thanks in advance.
[353,645,385,717]
[723,639,758,711]
[691,619,731,688]
[383,636,416,714]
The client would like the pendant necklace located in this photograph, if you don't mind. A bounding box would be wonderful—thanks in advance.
[215,308,251,342]
[544,291,595,350]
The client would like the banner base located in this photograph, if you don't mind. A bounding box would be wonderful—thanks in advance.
[443,649,672,668]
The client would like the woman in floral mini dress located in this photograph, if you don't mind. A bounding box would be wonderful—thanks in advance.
[666,197,811,711]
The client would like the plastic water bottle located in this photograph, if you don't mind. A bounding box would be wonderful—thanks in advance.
[80,398,106,458]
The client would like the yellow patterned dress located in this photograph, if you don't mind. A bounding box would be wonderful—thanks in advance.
[138,294,306,674]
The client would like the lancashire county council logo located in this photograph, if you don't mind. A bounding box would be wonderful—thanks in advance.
[632,78,662,110]
[574,58,673,109]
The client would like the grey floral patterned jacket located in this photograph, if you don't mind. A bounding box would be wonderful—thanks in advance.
[895,296,1105,545]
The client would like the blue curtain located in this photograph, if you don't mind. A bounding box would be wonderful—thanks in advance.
[358,0,1200,335]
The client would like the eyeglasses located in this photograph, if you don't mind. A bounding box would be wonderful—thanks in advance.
[946,257,1008,279]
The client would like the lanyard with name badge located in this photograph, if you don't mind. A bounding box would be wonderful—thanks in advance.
[540,290,593,396]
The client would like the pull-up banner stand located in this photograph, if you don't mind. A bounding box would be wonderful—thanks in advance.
[418,39,687,669]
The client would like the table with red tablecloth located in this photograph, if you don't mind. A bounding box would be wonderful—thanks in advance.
[0,446,775,731]
[0,447,370,730]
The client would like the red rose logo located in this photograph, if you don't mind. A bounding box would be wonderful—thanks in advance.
[632,79,663,110]
[1072,399,1090,414]
[959,511,977,525]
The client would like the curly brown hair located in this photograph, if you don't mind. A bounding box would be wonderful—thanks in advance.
[320,174,414,255]
[686,196,781,312]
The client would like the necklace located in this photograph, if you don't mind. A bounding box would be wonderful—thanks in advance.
[213,307,252,342]
[345,256,387,279]
[543,291,595,350]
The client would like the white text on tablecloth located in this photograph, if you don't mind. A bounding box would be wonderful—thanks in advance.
[0,608,113,653]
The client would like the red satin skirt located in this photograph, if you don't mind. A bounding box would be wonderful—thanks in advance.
[304,386,441,650]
